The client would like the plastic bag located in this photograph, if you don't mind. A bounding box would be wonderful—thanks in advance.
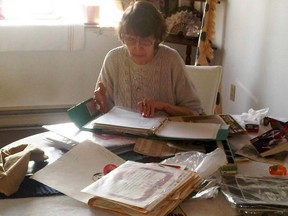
[241,108,269,124]
[221,175,288,215]
[161,148,227,178]
[160,148,227,199]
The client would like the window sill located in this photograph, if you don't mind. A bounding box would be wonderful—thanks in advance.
[0,19,83,26]
[0,19,118,29]
[84,23,116,31]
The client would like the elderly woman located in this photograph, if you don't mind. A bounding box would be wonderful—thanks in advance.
[94,0,203,117]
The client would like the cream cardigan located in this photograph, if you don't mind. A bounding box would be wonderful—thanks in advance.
[96,44,203,115]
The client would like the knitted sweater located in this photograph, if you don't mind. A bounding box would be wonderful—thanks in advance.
[96,44,203,115]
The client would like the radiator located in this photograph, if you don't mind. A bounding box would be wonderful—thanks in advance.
[0,106,71,130]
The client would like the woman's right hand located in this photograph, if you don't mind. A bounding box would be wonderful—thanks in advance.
[94,82,109,113]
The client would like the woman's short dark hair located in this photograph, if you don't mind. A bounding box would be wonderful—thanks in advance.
[118,1,167,47]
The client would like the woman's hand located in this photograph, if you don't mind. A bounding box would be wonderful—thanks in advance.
[137,98,194,117]
[94,82,109,113]
[137,98,164,117]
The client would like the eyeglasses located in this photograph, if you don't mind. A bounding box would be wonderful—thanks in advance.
[123,35,155,47]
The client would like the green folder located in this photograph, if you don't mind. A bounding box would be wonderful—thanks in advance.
[67,98,100,128]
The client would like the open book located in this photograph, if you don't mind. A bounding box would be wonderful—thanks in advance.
[88,106,225,140]
[250,121,288,157]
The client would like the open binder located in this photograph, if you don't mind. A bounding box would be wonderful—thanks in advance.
[88,106,227,140]
[67,100,229,140]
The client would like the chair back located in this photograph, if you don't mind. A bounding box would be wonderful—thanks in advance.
[185,65,222,115]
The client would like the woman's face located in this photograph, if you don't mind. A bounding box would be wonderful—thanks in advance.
[123,34,156,65]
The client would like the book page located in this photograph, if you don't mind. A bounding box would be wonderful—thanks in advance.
[82,161,192,211]
[170,115,225,124]
[91,106,166,131]
[156,121,220,140]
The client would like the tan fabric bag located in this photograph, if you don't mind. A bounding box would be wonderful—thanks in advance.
[0,144,47,196]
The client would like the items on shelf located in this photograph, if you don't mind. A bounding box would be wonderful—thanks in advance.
[166,9,202,38]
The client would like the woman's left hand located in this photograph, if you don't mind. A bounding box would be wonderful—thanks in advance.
[137,98,163,117]
[137,98,195,117]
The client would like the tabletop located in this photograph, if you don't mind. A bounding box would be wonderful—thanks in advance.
[0,125,284,216]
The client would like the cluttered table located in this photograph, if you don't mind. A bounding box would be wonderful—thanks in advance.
[1,115,288,215]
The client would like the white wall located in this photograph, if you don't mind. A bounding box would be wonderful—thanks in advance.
[218,0,288,117]
[0,28,121,109]
[1,0,287,126]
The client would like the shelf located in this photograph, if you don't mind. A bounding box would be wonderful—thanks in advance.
[165,34,199,65]
[165,34,198,46]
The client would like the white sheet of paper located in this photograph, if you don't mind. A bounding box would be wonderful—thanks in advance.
[31,140,125,203]
[43,122,136,151]
[156,121,220,139]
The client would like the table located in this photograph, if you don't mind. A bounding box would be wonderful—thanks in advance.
[0,126,283,216]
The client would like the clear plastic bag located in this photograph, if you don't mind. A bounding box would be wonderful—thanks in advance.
[161,148,227,178]
[161,148,227,199]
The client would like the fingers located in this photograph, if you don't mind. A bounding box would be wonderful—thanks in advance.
[138,99,155,117]
[94,82,108,113]
[98,81,106,93]
[141,100,150,117]
[94,81,106,97]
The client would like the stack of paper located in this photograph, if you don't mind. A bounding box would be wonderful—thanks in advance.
[90,106,167,136]
[83,161,202,216]
[31,141,203,215]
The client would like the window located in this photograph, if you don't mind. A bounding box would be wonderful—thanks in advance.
[1,0,124,27]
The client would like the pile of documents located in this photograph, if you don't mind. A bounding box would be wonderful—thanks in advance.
[31,141,203,215]
[83,161,203,216]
